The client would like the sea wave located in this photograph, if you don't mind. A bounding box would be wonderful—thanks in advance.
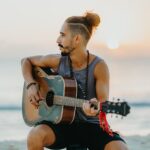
[0,105,21,110]
[0,101,150,110]
[129,102,150,107]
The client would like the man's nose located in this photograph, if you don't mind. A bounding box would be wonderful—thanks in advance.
[56,36,60,44]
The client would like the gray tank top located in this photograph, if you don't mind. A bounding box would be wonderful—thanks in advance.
[57,55,103,124]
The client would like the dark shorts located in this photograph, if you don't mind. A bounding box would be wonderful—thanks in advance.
[36,121,125,150]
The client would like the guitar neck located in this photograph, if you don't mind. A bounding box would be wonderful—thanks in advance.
[47,95,130,116]
[53,95,86,108]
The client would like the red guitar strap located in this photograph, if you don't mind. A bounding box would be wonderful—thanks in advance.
[99,100,114,136]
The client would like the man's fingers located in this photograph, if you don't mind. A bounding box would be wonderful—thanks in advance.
[34,94,40,101]
[91,107,99,114]
[30,102,39,109]
[90,98,97,102]
[83,102,95,116]
[38,92,44,100]
[30,96,39,108]
[89,98,99,110]
[84,102,90,110]
[83,101,100,116]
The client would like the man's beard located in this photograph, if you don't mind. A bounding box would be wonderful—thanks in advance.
[58,44,75,56]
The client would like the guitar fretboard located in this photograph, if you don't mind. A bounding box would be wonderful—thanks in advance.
[53,95,87,108]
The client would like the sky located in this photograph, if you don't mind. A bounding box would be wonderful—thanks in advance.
[0,0,150,104]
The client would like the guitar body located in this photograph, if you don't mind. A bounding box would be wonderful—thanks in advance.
[22,67,77,126]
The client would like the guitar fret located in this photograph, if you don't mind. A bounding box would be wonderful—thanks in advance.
[54,95,85,108]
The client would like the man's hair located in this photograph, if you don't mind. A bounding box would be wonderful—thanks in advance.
[65,12,100,43]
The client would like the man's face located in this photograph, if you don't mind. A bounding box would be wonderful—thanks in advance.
[56,22,76,54]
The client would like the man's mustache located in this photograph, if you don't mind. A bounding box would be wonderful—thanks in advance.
[58,44,64,48]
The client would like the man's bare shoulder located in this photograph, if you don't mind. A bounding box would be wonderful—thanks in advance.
[94,59,109,79]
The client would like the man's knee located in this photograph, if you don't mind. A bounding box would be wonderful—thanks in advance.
[104,141,129,150]
[27,127,43,148]
[27,124,56,148]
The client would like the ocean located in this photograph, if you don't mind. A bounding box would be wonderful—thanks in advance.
[0,103,150,141]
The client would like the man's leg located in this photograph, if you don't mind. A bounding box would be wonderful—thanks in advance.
[27,124,56,150]
[104,141,128,150]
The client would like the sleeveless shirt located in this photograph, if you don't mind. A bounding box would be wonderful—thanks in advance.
[57,55,103,124]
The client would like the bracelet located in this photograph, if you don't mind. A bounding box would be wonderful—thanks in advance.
[26,82,37,90]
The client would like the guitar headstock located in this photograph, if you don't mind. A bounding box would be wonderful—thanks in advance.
[102,100,130,116]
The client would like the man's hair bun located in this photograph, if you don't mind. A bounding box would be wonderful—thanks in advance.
[65,11,101,42]
[84,12,100,28]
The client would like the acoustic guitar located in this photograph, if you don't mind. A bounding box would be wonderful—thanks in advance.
[22,67,130,126]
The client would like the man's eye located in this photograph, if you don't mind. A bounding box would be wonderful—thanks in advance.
[60,33,65,37]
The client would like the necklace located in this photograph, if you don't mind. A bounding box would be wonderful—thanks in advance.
[68,50,89,99]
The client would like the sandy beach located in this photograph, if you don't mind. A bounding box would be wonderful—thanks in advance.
[0,135,150,150]
[1,105,150,150]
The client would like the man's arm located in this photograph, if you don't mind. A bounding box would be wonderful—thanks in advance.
[94,60,109,102]
[21,54,60,84]
[21,54,60,107]
[82,60,109,116]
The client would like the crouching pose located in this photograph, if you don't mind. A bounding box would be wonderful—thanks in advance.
[21,12,128,150]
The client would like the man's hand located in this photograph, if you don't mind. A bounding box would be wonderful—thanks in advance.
[82,98,100,117]
[27,83,44,108]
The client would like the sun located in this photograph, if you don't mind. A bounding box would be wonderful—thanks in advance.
[106,39,120,49]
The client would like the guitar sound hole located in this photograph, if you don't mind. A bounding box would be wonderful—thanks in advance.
[46,90,54,107]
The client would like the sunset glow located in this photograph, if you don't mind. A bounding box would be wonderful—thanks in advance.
[106,39,120,50]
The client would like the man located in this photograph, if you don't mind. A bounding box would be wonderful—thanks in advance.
[21,12,128,150]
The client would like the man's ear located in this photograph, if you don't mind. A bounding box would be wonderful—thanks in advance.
[74,34,82,44]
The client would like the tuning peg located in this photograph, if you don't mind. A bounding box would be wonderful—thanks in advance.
[112,97,115,101]
[117,98,120,102]
[121,116,124,119]
[116,115,118,118]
